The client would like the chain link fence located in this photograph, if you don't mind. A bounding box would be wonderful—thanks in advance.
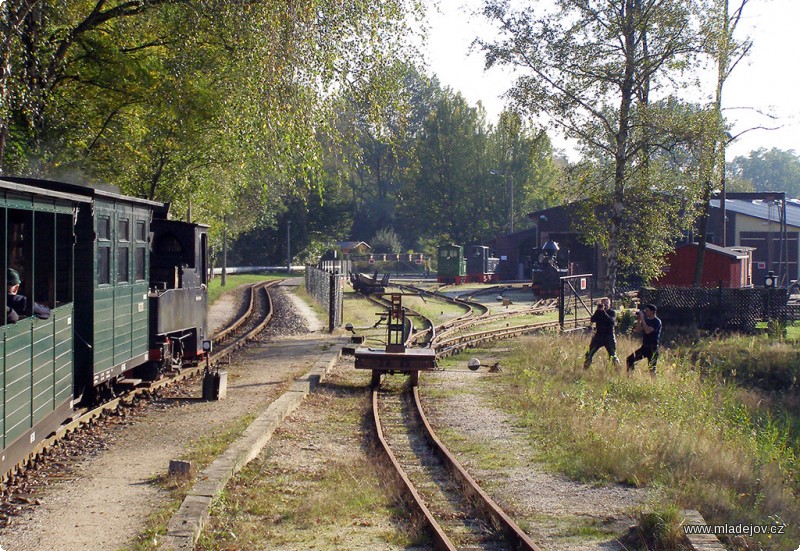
[305,264,347,332]
[638,286,788,333]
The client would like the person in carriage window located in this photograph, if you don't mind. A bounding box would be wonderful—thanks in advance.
[7,268,50,322]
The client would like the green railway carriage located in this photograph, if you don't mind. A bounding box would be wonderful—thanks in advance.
[0,178,90,474]
[0,176,209,478]
[437,244,466,284]
[4,178,162,401]
[69,186,161,399]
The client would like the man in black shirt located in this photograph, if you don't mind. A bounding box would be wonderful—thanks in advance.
[626,303,662,374]
[7,268,25,323]
[7,268,50,322]
[584,297,621,369]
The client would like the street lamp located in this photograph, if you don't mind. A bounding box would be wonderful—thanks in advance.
[490,170,514,233]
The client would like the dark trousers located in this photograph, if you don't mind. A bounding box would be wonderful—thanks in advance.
[585,333,619,366]
[627,344,659,372]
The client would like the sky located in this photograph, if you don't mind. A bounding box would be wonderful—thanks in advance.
[421,0,799,161]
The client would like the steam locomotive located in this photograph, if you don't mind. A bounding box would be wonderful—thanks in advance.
[531,240,569,296]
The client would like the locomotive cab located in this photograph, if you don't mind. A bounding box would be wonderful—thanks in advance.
[466,245,500,283]
[146,214,209,378]
[437,244,466,284]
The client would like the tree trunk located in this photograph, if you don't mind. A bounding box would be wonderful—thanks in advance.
[604,0,638,296]
[693,182,712,286]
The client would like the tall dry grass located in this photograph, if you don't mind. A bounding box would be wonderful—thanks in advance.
[492,332,800,550]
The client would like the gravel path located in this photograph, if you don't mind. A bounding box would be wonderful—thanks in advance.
[0,281,329,551]
[422,370,646,550]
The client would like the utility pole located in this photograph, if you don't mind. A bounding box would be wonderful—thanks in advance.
[221,214,227,287]
[508,174,514,233]
[286,220,291,274]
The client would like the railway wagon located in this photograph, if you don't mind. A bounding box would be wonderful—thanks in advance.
[0,176,208,476]
[0,178,89,475]
[465,245,500,283]
[437,244,466,284]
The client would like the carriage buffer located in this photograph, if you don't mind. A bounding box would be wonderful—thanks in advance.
[354,293,436,387]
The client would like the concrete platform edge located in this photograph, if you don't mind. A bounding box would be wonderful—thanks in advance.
[681,509,726,550]
[158,340,345,550]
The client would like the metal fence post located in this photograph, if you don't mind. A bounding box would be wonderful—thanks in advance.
[328,271,336,333]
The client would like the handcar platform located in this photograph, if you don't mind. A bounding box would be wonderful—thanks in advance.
[355,347,437,386]
[355,293,436,386]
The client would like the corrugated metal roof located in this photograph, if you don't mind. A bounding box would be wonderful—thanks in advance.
[710,199,800,227]
[678,242,749,259]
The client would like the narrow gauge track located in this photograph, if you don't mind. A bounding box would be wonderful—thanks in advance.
[395,283,561,355]
[361,282,582,550]
[0,280,278,493]
[373,384,541,551]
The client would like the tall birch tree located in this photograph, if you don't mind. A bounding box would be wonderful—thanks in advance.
[478,0,707,292]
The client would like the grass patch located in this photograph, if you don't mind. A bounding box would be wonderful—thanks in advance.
[434,426,522,470]
[182,412,259,466]
[341,290,394,346]
[292,282,329,321]
[123,410,264,551]
[207,273,283,305]
[197,383,424,550]
[388,289,469,326]
[686,333,800,391]
[478,331,800,550]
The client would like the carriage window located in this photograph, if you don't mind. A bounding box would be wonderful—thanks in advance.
[118,218,129,242]
[97,215,111,285]
[98,247,110,284]
[98,216,110,239]
[135,247,145,281]
[117,246,129,283]
[134,220,146,281]
[136,220,146,242]
[55,213,73,304]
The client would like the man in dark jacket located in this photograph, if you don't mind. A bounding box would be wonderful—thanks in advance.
[627,303,662,374]
[584,297,621,369]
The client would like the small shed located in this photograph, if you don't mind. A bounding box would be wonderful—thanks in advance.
[656,243,753,288]
[338,241,371,255]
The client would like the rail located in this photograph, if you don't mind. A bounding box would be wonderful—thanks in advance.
[372,386,541,550]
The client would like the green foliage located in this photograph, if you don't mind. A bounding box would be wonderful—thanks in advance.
[616,308,638,336]
[324,72,562,249]
[0,0,424,249]
[684,335,800,391]
[634,506,688,550]
[730,148,800,198]
[370,228,403,253]
[477,0,716,292]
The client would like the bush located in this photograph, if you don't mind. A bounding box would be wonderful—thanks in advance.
[686,336,800,391]
[370,228,402,254]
